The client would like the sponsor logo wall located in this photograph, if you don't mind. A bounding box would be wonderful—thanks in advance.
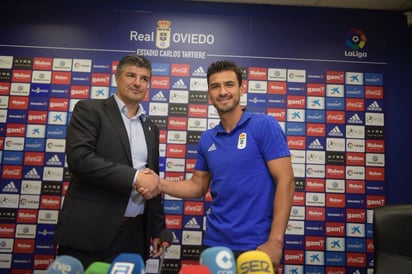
[0,9,385,273]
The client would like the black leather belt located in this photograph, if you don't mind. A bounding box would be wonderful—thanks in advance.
[121,214,143,225]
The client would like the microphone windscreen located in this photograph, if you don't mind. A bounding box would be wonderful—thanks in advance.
[84,261,111,274]
[179,265,212,274]
[45,255,84,274]
[108,253,145,274]
[200,246,236,274]
[236,250,274,274]
[159,229,174,247]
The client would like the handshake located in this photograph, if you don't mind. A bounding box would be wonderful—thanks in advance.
[135,168,162,199]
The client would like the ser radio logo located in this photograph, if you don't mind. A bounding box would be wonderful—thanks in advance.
[344,29,368,59]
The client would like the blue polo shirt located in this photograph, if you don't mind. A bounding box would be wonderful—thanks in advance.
[195,111,291,250]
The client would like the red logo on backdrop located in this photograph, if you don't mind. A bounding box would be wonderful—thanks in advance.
[159,130,167,143]
[49,98,69,111]
[28,110,48,124]
[166,144,186,158]
[188,104,208,117]
[293,192,305,206]
[346,180,365,194]
[33,57,53,70]
[151,76,170,89]
[171,64,190,77]
[0,137,4,150]
[52,71,71,85]
[166,215,182,229]
[6,123,26,137]
[366,140,384,153]
[184,201,204,215]
[326,165,345,179]
[267,108,286,121]
[61,181,70,196]
[287,96,306,108]
[283,250,304,264]
[326,193,345,208]
[287,136,306,150]
[365,86,384,99]
[14,239,35,253]
[268,82,287,94]
[307,83,326,96]
[40,195,61,209]
[12,70,32,82]
[325,222,345,236]
[70,85,90,98]
[366,195,385,209]
[0,223,15,237]
[305,236,325,250]
[326,111,345,124]
[8,96,29,109]
[306,207,325,221]
[248,67,267,80]
[346,208,366,222]
[346,253,366,267]
[168,117,187,130]
[366,167,384,181]
[346,98,364,111]
[186,159,196,172]
[307,123,325,137]
[242,80,248,93]
[17,209,38,223]
[0,82,10,95]
[24,152,44,166]
[306,178,325,192]
[33,254,55,270]
[326,267,346,274]
[326,71,344,83]
[91,73,110,86]
[346,152,365,166]
[164,172,184,182]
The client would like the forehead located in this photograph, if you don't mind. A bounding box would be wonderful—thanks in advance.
[208,70,238,84]
[122,65,151,76]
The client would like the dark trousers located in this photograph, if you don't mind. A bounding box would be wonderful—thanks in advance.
[57,215,145,269]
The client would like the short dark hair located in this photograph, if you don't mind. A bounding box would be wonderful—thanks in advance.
[116,55,152,77]
[207,60,242,87]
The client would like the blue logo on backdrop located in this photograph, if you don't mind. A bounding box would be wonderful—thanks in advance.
[35,240,56,254]
[346,238,365,252]
[305,221,324,236]
[346,194,365,209]
[152,63,170,75]
[346,111,365,125]
[267,94,286,108]
[29,97,49,110]
[306,137,326,150]
[346,85,364,98]
[7,110,27,123]
[36,224,56,240]
[364,73,383,85]
[50,84,70,98]
[71,72,91,85]
[3,151,23,165]
[12,254,33,269]
[284,235,305,249]
[287,83,306,95]
[325,207,346,222]
[305,266,324,274]
[366,181,385,195]
[326,124,345,138]
[163,200,184,214]
[306,110,325,123]
[30,83,50,97]
[46,125,67,138]
[326,98,345,110]
[25,138,46,152]
[286,122,305,136]
[325,251,345,266]
[22,166,43,180]
[306,69,325,83]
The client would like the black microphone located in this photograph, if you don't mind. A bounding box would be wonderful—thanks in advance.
[158,229,173,274]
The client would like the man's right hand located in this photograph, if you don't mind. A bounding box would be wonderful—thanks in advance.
[135,169,161,199]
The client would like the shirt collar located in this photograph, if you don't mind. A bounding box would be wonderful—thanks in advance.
[215,111,253,135]
[114,94,147,121]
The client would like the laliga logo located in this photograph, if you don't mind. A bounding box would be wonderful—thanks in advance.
[344,29,368,59]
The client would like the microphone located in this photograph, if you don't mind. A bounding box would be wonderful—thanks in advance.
[158,229,174,274]
[84,261,111,274]
[45,255,84,274]
[179,265,212,274]
[236,250,274,274]
[108,253,145,274]
[199,246,236,274]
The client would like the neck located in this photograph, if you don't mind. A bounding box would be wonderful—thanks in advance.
[219,106,243,133]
